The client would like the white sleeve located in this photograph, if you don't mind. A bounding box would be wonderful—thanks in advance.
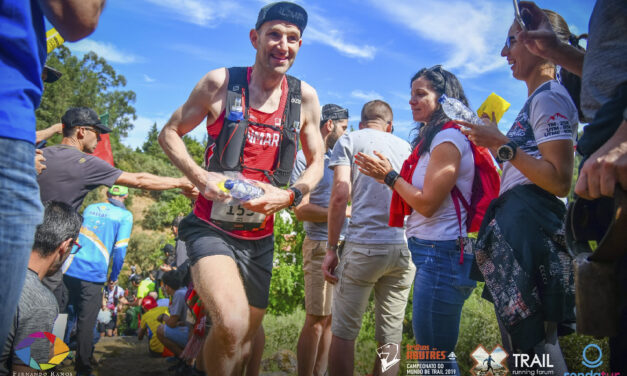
[430,128,469,155]
[529,89,578,145]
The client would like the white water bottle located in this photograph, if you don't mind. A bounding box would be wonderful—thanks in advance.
[439,94,483,125]
[221,179,264,202]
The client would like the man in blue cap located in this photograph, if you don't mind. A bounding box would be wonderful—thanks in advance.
[159,2,325,374]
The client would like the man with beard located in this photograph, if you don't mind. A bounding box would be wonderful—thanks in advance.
[291,104,349,376]
[0,201,82,374]
[159,2,324,374]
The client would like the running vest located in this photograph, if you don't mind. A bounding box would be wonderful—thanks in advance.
[194,67,301,239]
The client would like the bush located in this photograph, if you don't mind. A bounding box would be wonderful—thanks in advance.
[267,210,306,315]
[142,193,192,230]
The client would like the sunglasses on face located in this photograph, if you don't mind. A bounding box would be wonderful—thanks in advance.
[70,239,82,254]
[505,35,516,50]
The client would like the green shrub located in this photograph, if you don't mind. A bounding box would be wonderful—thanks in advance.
[142,193,192,230]
[267,210,306,315]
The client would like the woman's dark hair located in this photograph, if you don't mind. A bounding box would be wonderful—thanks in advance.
[410,66,471,155]
[543,9,587,121]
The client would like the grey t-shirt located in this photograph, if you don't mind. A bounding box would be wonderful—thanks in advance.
[168,288,188,324]
[580,0,627,122]
[290,149,348,241]
[329,128,411,244]
[38,145,122,211]
[174,239,188,267]
[0,270,59,373]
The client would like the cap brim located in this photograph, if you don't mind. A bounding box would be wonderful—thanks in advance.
[93,123,113,134]
[43,66,62,83]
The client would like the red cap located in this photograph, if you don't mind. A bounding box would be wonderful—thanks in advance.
[141,295,158,311]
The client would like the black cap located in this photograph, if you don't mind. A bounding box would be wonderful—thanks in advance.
[42,65,62,83]
[322,104,349,122]
[61,107,112,134]
[256,2,308,35]
[162,244,174,254]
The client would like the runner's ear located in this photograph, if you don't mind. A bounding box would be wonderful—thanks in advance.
[250,28,259,49]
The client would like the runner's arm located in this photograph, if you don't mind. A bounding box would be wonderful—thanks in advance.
[159,68,230,201]
[39,0,106,41]
[291,81,324,195]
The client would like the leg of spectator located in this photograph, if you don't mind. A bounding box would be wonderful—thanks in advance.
[192,255,254,376]
[156,325,184,356]
[314,315,332,376]
[328,335,355,376]
[69,276,103,375]
[533,322,567,374]
[297,313,328,375]
[0,139,43,346]
[246,324,264,376]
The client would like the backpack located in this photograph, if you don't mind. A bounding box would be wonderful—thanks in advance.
[442,122,500,263]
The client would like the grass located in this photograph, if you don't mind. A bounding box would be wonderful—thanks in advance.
[261,283,609,375]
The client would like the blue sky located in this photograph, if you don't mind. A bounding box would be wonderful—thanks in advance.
[59,0,595,149]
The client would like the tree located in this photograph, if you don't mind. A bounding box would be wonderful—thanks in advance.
[36,46,137,139]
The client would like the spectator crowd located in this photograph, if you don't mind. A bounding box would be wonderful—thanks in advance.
[0,1,625,376]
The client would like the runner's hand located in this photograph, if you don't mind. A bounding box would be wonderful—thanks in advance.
[322,249,339,284]
[459,112,507,153]
[242,182,292,215]
[199,171,231,202]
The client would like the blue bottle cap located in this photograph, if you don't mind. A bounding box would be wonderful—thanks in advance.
[227,111,244,121]
[438,94,448,104]
[224,179,235,190]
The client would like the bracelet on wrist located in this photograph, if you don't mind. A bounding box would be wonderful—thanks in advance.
[326,242,338,252]
[384,170,400,188]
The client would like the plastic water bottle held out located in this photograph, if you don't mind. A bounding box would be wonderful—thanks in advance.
[439,94,483,126]
[219,179,264,202]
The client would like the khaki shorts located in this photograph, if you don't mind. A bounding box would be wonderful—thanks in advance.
[332,242,416,344]
[302,237,333,316]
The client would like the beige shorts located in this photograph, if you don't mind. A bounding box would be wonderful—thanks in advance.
[302,237,333,316]
[331,241,416,344]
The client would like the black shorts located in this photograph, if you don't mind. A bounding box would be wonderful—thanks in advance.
[97,318,116,332]
[178,213,274,309]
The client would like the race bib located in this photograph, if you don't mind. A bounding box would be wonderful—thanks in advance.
[210,201,266,231]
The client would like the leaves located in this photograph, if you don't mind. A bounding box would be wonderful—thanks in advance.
[36,46,137,138]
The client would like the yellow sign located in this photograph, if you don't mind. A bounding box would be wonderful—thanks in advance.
[46,28,65,54]
[477,92,510,124]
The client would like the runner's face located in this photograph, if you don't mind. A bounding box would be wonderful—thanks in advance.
[409,76,439,123]
[501,22,544,81]
[326,119,348,150]
[253,20,302,75]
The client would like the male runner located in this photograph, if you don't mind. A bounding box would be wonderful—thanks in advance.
[159,2,324,375]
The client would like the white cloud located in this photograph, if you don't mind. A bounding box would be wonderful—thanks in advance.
[143,0,242,27]
[307,12,377,60]
[351,90,383,101]
[143,74,156,83]
[367,0,511,77]
[69,40,142,64]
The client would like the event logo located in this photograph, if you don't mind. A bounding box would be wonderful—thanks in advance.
[471,344,509,376]
[377,343,400,373]
[582,344,603,369]
[15,332,69,370]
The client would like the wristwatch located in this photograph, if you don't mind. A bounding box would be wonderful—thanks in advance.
[497,141,518,162]
[384,170,400,188]
[288,186,303,208]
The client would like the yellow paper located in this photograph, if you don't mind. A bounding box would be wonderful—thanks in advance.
[46,28,65,54]
[476,92,510,124]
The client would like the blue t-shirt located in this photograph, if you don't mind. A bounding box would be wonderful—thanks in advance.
[62,200,134,283]
[0,0,46,144]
